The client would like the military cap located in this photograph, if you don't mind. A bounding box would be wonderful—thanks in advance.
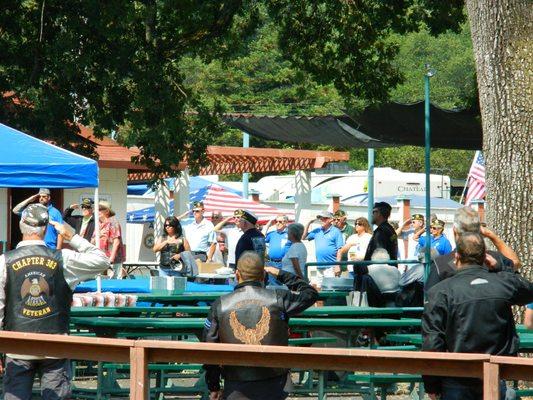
[333,209,347,218]
[431,219,445,229]
[412,213,424,222]
[192,201,204,211]
[81,198,94,207]
[239,210,258,225]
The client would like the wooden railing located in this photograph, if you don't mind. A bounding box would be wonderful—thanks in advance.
[0,331,531,400]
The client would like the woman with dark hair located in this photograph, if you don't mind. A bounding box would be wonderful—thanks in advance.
[152,216,191,275]
[335,217,372,276]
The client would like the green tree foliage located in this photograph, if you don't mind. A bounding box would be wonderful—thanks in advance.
[180,17,476,178]
[0,0,473,179]
[0,0,257,176]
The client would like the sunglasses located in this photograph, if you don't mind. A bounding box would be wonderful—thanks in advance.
[276,220,285,223]
[164,224,172,227]
[193,209,202,213]
[81,205,92,210]
[355,222,364,226]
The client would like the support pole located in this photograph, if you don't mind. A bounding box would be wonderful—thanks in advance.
[174,168,190,216]
[94,187,100,249]
[424,64,435,284]
[367,148,375,223]
[242,131,249,199]
[294,170,311,222]
[154,180,171,245]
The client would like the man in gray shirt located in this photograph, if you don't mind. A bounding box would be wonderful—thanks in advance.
[0,203,110,399]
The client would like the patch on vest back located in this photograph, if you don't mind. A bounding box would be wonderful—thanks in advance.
[470,278,488,285]
[229,299,271,345]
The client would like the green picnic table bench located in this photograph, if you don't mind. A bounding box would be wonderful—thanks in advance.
[71,305,423,318]
[135,290,351,305]
[70,307,121,317]
[71,316,422,336]
[386,332,533,352]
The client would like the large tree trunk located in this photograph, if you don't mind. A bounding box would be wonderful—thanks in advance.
[465,1,532,288]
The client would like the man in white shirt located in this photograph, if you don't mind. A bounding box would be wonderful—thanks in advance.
[0,204,110,399]
[184,201,216,262]
[213,210,244,269]
[397,213,425,270]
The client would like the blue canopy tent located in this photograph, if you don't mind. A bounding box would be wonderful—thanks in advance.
[0,123,98,188]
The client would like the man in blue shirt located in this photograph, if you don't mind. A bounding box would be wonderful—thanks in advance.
[12,188,63,249]
[303,210,344,286]
[263,215,290,268]
[416,219,452,256]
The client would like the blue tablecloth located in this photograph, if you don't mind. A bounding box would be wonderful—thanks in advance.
[74,278,234,294]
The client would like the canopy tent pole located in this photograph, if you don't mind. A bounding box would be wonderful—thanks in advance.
[94,187,100,249]
[424,64,435,284]
[242,131,249,198]
[367,149,375,223]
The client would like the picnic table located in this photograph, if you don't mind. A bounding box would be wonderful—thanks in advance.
[70,316,422,339]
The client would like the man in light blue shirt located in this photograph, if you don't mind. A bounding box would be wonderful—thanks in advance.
[263,215,290,268]
[303,210,344,286]
[12,188,63,249]
[417,219,452,256]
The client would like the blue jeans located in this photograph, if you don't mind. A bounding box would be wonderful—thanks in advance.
[442,380,511,400]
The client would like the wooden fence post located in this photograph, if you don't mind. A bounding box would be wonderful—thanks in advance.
[130,346,148,400]
[483,361,500,400]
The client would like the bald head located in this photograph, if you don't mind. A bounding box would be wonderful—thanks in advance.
[236,251,264,282]
[455,232,486,267]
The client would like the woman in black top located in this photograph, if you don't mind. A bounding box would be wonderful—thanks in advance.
[152,216,191,275]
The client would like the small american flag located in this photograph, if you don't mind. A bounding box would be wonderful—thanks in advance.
[465,151,486,205]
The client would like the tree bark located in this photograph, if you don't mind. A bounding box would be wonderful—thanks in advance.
[465,1,532,288]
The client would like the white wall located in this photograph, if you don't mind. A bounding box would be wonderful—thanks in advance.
[63,167,128,245]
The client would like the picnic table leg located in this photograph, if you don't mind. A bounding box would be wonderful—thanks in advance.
[96,361,104,399]
[318,370,326,400]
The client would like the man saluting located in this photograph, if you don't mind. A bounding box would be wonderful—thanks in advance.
[202,251,318,400]
[0,204,109,399]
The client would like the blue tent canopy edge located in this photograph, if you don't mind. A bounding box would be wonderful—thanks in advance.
[0,123,99,188]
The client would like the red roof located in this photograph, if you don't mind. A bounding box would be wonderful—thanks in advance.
[77,126,145,170]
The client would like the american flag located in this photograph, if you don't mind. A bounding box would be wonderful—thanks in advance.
[465,151,486,205]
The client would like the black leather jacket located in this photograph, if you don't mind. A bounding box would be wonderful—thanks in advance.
[422,265,533,394]
[203,270,318,391]
[425,249,515,292]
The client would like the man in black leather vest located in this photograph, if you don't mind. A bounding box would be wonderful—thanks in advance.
[0,204,110,400]
[202,251,318,400]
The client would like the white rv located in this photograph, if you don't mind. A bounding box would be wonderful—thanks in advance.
[255,167,451,202]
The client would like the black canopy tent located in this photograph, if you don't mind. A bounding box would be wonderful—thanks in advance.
[224,102,482,150]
